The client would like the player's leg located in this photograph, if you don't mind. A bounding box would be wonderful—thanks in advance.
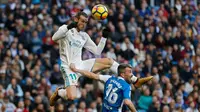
[58,85,77,100]
[90,58,153,87]
[59,66,79,100]
[84,58,133,76]
[81,58,114,74]
[91,58,119,74]
[90,58,115,73]
[50,85,77,106]
[50,66,79,106]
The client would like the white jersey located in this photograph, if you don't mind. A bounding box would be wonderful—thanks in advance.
[52,25,107,66]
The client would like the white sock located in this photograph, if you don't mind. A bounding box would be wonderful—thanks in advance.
[58,89,68,100]
[131,75,138,83]
[110,61,138,83]
[110,61,119,74]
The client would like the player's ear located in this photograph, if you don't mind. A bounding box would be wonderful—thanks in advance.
[120,73,125,78]
[74,17,78,22]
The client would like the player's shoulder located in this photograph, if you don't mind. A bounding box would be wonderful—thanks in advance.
[79,31,90,39]
[59,24,68,30]
[118,78,130,86]
[104,76,115,83]
[119,81,131,91]
[119,79,127,85]
[108,75,117,80]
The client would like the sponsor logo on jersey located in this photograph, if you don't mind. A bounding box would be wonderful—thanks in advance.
[69,40,82,48]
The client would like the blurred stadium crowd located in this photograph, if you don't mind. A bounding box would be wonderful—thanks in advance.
[0,0,200,112]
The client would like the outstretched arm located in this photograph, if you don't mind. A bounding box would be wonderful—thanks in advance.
[70,63,111,82]
[84,34,107,55]
[84,27,110,55]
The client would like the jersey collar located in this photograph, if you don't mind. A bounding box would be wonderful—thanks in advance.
[118,76,125,80]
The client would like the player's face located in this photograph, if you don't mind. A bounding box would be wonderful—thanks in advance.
[77,15,88,31]
[124,67,133,84]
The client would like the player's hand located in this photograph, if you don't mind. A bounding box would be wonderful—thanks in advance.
[70,63,78,72]
[102,27,111,38]
[67,21,78,30]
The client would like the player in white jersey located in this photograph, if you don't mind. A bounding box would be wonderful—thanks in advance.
[49,11,153,106]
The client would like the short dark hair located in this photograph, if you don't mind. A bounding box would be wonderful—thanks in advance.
[75,11,88,18]
[118,64,132,76]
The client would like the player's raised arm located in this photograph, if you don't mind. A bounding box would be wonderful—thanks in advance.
[70,63,111,82]
[52,22,77,41]
[83,27,110,55]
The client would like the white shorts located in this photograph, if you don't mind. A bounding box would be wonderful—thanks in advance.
[60,59,96,87]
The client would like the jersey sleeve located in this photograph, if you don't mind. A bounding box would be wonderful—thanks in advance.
[99,75,111,83]
[52,25,68,41]
[123,85,131,99]
[83,33,107,55]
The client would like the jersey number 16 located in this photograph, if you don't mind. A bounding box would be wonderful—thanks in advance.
[105,84,118,104]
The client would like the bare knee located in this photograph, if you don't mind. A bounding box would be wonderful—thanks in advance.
[100,58,114,68]
[92,58,115,73]
[105,58,114,66]
[67,93,77,100]
[95,58,114,66]
[66,86,77,100]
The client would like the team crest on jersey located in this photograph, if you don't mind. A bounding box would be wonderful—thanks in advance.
[69,41,72,46]
[71,29,74,33]
[81,35,85,40]
[71,30,74,36]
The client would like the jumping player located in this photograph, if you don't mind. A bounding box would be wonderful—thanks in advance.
[50,11,153,106]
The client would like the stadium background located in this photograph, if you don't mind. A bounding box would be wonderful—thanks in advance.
[0,0,200,112]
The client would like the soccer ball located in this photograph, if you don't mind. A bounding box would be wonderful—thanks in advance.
[92,4,108,20]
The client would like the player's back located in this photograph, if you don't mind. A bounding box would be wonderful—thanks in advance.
[102,76,131,112]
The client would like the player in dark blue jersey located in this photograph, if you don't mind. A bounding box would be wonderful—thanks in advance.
[70,63,139,112]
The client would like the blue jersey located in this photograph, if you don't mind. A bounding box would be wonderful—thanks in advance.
[101,76,131,112]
